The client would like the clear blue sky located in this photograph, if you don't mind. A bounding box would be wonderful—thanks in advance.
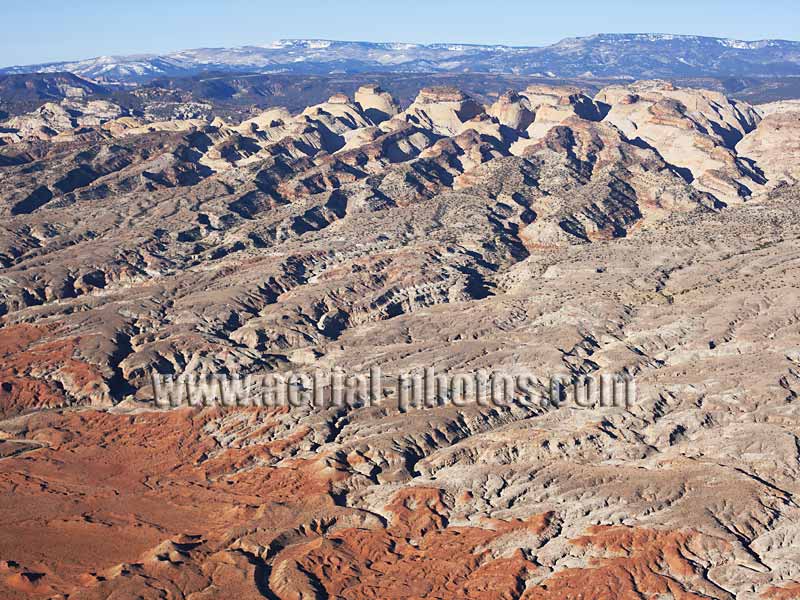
[2,0,799,66]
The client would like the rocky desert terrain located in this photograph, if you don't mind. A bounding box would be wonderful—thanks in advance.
[2,77,800,599]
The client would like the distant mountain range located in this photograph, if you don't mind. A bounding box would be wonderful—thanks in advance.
[3,34,800,84]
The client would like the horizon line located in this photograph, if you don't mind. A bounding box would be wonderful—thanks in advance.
[3,31,800,71]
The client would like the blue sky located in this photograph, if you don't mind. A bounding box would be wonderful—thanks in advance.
[2,0,798,66]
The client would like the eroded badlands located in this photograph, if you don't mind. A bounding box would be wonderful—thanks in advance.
[1,80,800,598]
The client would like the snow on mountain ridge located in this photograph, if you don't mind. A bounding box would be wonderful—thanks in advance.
[3,34,800,83]
[717,39,774,50]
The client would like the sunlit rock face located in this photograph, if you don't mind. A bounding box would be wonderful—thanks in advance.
[488,90,535,130]
[597,80,764,202]
[2,81,800,599]
[738,105,800,188]
[355,84,401,125]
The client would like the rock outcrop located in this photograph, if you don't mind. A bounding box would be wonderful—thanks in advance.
[399,86,486,136]
[355,84,400,124]
[597,80,764,202]
[738,107,800,187]
[2,81,800,599]
[488,90,534,130]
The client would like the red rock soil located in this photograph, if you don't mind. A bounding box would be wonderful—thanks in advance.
[0,404,758,599]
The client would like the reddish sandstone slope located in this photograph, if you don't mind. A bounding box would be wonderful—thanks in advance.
[0,409,745,600]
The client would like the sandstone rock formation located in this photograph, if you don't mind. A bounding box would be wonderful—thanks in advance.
[355,84,400,124]
[399,86,486,136]
[488,90,534,130]
[738,105,800,188]
[597,80,764,202]
[0,100,128,143]
[2,81,800,599]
